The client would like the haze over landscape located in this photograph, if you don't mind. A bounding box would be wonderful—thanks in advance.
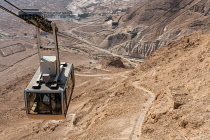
[0,0,209,139]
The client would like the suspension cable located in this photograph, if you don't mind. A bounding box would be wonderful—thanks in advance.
[0,5,25,21]
[4,0,28,15]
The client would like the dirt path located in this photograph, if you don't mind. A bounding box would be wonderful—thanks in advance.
[75,73,109,77]
[75,71,155,140]
[58,21,142,67]
[131,81,155,140]
[61,21,152,139]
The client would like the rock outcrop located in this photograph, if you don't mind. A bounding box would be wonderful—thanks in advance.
[111,40,168,58]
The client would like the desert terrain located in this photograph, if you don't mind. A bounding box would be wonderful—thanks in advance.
[0,0,210,140]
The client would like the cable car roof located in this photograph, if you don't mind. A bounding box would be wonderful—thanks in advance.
[25,63,73,92]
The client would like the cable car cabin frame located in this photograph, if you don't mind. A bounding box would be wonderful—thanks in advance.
[22,14,75,120]
[0,1,76,120]
[24,63,75,120]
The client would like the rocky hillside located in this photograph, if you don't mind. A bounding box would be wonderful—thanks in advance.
[132,31,210,139]
[102,0,210,58]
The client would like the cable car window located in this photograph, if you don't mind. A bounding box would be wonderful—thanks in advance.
[51,93,62,114]
[39,93,51,114]
[27,93,37,114]
[26,93,62,115]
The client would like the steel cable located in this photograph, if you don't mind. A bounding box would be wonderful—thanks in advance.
[4,0,28,15]
[0,5,25,21]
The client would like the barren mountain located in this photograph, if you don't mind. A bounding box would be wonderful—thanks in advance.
[99,0,210,58]
[133,31,210,139]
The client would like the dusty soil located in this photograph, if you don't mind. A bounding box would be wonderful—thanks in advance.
[133,31,210,139]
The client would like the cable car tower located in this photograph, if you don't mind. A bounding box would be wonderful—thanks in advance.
[0,0,75,120]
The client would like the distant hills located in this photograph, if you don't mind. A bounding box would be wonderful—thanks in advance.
[104,0,210,58]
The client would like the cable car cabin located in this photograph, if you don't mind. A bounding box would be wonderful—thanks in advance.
[0,2,75,120]
[24,62,75,120]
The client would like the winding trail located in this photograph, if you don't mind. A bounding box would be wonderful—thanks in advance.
[75,72,155,140]
[60,19,153,139]
[58,20,143,67]
[131,81,155,140]
[59,31,140,67]
[116,72,155,139]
